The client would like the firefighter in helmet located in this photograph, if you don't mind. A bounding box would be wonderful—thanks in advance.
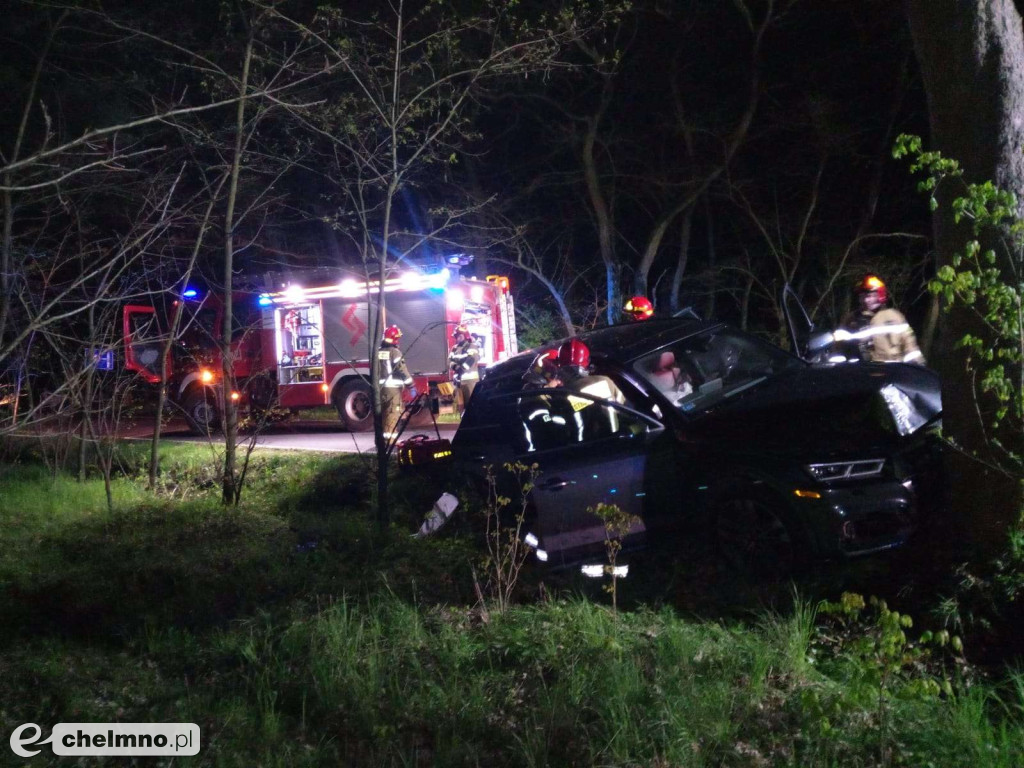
[378,324,414,438]
[835,275,925,365]
[519,348,566,450]
[448,323,481,412]
[556,338,626,438]
[624,295,654,322]
[523,348,560,389]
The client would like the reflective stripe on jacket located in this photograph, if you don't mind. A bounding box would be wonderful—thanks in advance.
[836,308,925,365]
[378,345,413,387]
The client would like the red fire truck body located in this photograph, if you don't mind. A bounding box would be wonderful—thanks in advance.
[122,268,517,433]
[263,269,517,430]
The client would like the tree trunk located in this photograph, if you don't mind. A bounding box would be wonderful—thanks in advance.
[150,181,223,489]
[221,33,254,506]
[704,196,717,321]
[669,206,695,314]
[905,0,1024,537]
[582,84,618,325]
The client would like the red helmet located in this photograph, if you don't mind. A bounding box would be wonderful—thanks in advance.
[451,323,469,340]
[537,348,559,376]
[383,325,403,343]
[557,338,590,371]
[624,295,654,321]
[856,275,888,304]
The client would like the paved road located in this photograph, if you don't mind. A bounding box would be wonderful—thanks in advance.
[137,419,458,454]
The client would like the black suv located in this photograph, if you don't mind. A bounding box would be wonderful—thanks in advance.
[452,318,944,574]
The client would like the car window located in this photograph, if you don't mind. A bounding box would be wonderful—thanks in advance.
[514,390,650,453]
[632,327,801,414]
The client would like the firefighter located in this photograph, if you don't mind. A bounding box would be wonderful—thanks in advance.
[522,348,560,389]
[378,324,414,438]
[624,295,654,322]
[834,275,925,365]
[556,338,626,439]
[448,324,481,412]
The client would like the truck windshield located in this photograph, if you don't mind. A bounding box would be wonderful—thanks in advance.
[631,328,802,414]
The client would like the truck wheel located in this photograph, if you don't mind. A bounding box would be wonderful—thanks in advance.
[335,379,373,432]
[182,387,221,435]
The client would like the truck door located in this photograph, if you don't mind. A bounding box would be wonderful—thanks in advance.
[123,305,165,383]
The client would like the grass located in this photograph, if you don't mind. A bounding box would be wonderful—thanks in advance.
[1,443,1023,766]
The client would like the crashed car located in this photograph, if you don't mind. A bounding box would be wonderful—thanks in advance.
[452,317,944,575]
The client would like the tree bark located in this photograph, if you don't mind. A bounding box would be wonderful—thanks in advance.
[150,180,224,489]
[581,82,618,325]
[905,0,1024,537]
[668,206,695,314]
[221,33,254,506]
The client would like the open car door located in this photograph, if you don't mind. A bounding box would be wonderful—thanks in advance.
[782,284,833,362]
[123,305,165,383]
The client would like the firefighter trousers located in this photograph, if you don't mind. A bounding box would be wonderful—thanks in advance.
[381,386,404,437]
[458,380,477,413]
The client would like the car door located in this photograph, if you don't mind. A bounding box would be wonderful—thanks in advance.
[505,389,664,567]
[782,283,834,362]
[122,305,164,383]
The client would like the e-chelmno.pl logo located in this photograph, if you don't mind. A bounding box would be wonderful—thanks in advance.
[10,722,200,758]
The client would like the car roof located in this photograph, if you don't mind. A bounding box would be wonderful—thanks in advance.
[485,317,714,382]
[577,318,713,362]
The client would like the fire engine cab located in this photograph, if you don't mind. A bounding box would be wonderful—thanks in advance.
[261,267,517,431]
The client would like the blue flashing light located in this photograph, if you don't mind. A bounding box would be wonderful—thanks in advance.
[427,268,451,290]
[182,287,199,299]
[258,294,273,307]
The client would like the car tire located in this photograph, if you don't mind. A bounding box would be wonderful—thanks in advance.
[336,379,373,432]
[711,490,803,579]
[182,387,221,435]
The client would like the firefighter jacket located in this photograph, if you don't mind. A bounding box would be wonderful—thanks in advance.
[566,373,627,435]
[448,338,481,383]
[378,343,413,389]
[835,308,925,365]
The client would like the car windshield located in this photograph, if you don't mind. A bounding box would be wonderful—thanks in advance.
[631,327,802,414]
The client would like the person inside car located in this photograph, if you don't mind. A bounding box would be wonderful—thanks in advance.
[646,350,694,399]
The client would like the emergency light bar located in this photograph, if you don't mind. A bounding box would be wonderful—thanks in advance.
[266,268,453,304]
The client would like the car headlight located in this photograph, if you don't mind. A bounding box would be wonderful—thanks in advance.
[806,458,886,482]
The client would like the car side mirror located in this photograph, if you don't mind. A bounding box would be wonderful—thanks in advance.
[807,329,834,355]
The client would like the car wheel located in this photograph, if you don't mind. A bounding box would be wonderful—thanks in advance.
[712,492,800,578]
[182,387,221,435]
[336,379,373,432]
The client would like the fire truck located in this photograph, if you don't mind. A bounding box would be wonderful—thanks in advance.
[122,267,518,433]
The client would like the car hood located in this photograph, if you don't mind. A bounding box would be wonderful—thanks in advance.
[682,363,941,459]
